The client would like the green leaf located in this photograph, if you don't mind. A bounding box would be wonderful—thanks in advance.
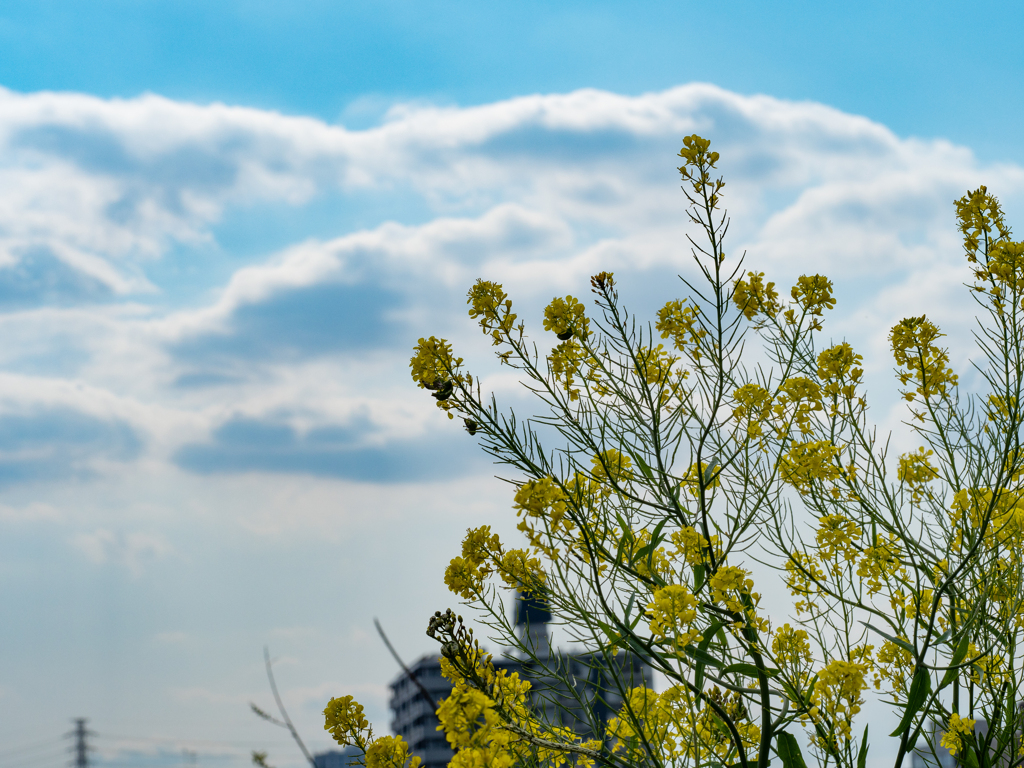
[940,633,971,689]
[722,663,780,679]
[694,620,725,691]
[890,666,931,737]
[776,732,808,768]
[685,645,726,669]
[862,622,915,654]
[694,564,707,593]
[634,453,655,482]
[857,725,869,768]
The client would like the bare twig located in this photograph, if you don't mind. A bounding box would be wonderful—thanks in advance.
[260,646,316,768]
[374,617,436,705]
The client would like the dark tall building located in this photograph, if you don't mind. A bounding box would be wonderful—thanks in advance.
[389,596,651,768]
[313,746,362,768]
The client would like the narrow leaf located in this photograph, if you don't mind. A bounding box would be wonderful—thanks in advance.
[857,725,869,768]
[890,666,931,737]
[776,732,808,768]
[863,622,915,654]
[722,663,780,678]
[684,645,726,668]
[940,633,972,689]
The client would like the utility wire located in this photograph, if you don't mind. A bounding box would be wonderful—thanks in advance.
[0,742,63,760]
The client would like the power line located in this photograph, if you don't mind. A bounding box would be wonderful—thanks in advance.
[0,740,64,760]
[0,750,70,768]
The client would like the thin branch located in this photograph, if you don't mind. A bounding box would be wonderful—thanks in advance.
[264,646,316,768]
[374,618,437,705]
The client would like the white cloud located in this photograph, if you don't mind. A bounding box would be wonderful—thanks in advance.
[72,527,174,575]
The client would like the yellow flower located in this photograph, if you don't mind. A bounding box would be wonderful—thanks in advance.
[657,299,707,356]
[889,316,958,401]
[898,447,940,503]
[366,736,421,768]
[443,526,503,600]
[591,449,633,487]
[856,534,903,595]
[324,695,370,747]
[467,280,517,346]
[680,460,721,498]
[669,525,717,567]
[791,274,836,317]
[817,342,864,385]
[497,548,546,593]
[548,338,593,401]
[732,383,773,439]
[786,551,825,613]
[809,657,870,745]
[940,713,976,756]
[709,565,762,625]
[956,186,1011,265]
[543,295,590,339]
[647,584,702,649]
[815,514,862,564]
[779,440,842,494]
[733,271,781,321]
[772,624,812,677]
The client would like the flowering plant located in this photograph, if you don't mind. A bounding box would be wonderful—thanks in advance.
[326,136,1024,768]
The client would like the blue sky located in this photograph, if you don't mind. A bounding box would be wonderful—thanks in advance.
[0,3,1023,768]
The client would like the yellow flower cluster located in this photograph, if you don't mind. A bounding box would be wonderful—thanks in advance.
[656,299,707,357]
[680,460,721,498]
[790,274,836,329]
[940,713,977,757]
[889,316,958,401]
[513,476,573,558]
[543,295,590,340]
[437,654,593,768]
[669,525,718,567]
[731,383,773,440]
[733,271,781,321]
[816,343,864,401]
[775,376,824,436]
[786,551,825,614]
[950,486,1024,551]
[873,640,913,692]
[987,239,1024,298]
[779,440,842,494]
[856,534,903,595]
[443,526,546,600]
[410,336,462,388]
[591,449,633,487]
[548,338,594,402]
[957,186,1011,263]
[324,695,370,749]
[647,584,702,649]
[444,526,502,600]
[467,280,518,346]
[809,657,870,745]
[898,447,940,504]
[815,514,862,565]
[365,738,421,768]
[709,565,765,628]
[607,685,759,765]
[634,344,687,406]
[410,336,467,418]
[772,624,813,682]
[678,135,725,213]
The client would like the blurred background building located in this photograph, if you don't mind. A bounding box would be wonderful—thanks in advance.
[388,595,651,768]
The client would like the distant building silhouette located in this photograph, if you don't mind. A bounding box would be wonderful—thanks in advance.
[389,595,651,768]
[313,746,362,768]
